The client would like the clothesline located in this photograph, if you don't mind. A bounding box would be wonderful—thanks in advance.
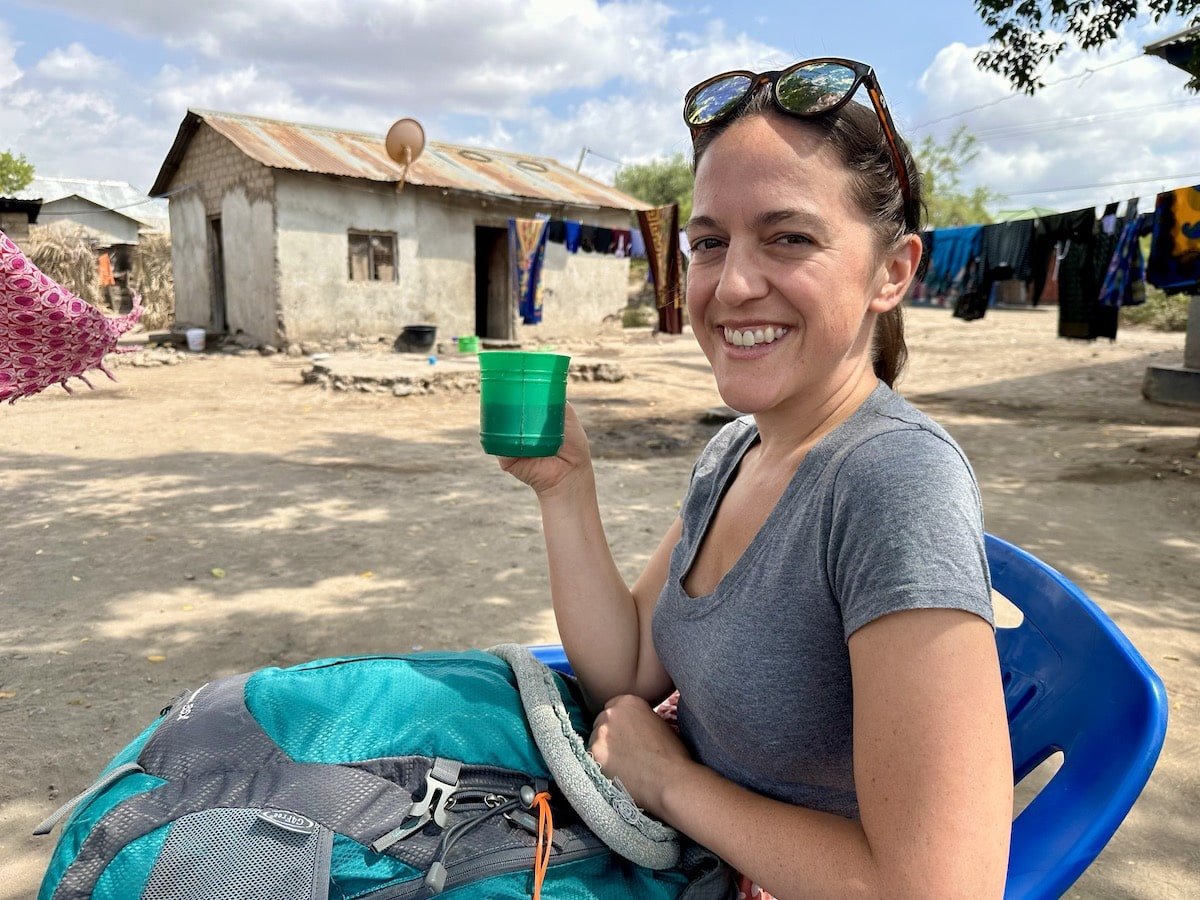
[915,183,1200,342]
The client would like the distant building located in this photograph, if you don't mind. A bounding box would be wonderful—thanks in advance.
[0,197,42,246]
[150,109,648,346]
[16,177,168,246]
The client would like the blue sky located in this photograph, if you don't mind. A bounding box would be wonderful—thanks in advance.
[1,1,1197,214]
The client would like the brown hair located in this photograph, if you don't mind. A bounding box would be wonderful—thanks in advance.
[690,87,924,387]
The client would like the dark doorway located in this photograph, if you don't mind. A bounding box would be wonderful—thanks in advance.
[208,217,227,334]
[474,226,510,340]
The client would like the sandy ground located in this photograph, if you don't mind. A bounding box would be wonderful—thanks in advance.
[2,306,1198,898]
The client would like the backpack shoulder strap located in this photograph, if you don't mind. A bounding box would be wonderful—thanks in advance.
[488,644,680,870]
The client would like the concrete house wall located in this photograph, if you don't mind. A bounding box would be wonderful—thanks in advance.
[274,173,633,342]
[162,116,640,346]
[165,124,278,343]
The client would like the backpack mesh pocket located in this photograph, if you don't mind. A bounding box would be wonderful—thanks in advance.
[142,807,332,900]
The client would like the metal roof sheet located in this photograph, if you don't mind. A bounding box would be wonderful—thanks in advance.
[15,177,168,230]
[153,109,651,213]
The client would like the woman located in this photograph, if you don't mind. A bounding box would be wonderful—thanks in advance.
[501,59,1012,898]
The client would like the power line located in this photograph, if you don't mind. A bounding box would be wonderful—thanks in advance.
[910,52,1144,131]
[970,97,1200,140]
[1004,169,1200,197]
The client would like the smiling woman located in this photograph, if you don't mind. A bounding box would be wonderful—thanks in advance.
[498,56,1012,900]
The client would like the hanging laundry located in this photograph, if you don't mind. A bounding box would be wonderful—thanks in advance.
[923,225,983,306]
[1100,201,1120,236]
[951,256,988,321]
[1028,210,1104,339]
[545,220,566,245]
[594,227,615,254]
[629,227,647,259]
[636,204,684,324]
[578,225,598,253]
[97,252,116,287]
[1,229,142,403]
[976,218,1036,315]
[1146,184,1200,295]
[612,229,632,258]
[1099,215,1149,309]
[564,221,582,254]
[508,217,550,326]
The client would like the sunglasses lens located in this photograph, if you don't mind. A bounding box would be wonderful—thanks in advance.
[685,73,754,126]
[776,62,857,114]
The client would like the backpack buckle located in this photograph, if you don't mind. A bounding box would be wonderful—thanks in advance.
[370,758,462,853]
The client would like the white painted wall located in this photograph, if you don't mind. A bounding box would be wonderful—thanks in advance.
[275,173,420,340]
[37,198,140,245]
[275,173,634,341]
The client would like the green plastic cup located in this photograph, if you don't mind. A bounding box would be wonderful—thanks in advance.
[478,351,571,457]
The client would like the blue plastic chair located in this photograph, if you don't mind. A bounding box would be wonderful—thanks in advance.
[530,533,1169,899]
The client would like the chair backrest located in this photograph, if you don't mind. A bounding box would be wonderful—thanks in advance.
[987,533,1168,899]
[529,534,1169,900]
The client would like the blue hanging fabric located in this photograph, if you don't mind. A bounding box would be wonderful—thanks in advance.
[1098,216,1148,308]
[508,217,550,325]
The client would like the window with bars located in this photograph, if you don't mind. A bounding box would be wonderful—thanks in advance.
[348,231,398,282]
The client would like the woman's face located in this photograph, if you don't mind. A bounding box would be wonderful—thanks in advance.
[685,113,907,415]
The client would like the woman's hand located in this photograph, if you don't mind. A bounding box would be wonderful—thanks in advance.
[498,402,594,498]
[587,694,695,822]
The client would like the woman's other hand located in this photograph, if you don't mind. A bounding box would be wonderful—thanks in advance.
[587,693,694,822]
[498,402,593,498]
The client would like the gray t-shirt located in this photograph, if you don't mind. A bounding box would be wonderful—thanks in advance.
[651,381,992,819]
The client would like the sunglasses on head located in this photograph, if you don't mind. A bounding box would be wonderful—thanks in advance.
[683,58,913,226]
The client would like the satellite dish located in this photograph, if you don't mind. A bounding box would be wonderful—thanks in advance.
[385,117,425,167]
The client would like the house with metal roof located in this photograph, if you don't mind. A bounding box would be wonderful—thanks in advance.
[150,109,650,346]
[0,196,42,246]
[15,177,168,246]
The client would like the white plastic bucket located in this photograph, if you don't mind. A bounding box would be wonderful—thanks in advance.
[185,328,206,352]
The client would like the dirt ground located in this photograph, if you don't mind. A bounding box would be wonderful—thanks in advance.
[2,306,1198,898]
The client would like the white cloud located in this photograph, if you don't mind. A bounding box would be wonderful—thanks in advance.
[913,27,1200,211]
[34,43,117,81]
[0,22,21,90]
[28,0,677,115]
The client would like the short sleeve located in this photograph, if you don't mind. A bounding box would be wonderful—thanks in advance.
[827,427,993,640]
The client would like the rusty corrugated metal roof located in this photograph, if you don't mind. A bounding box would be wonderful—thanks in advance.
[152,109,650,212]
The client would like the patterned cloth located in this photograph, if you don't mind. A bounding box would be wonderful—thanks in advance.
[508,217,550,325]
[653,692,776,900]
[1098,216,1147,309]
[1,229,142,404]
[637,204,684,313]
[1146,184,1200,295]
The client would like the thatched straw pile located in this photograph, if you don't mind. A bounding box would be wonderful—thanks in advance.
[130,233,174,329]
[27,223,103,307]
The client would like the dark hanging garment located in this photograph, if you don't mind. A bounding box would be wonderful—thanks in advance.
[977,219,1036,314]
[1031,210,1101,339]
[1146,184,1200,295]
[545,220,566,245]
[578,225,598,253]
[951,256,988,321]
[594,227,615,254]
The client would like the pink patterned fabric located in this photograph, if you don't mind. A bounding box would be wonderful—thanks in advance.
[1,229,142,403]
[653,692,777,900]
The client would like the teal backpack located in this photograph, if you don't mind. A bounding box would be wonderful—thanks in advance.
[35,645,735,900]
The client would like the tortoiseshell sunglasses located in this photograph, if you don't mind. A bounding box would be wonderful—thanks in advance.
[684,58,913,227]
